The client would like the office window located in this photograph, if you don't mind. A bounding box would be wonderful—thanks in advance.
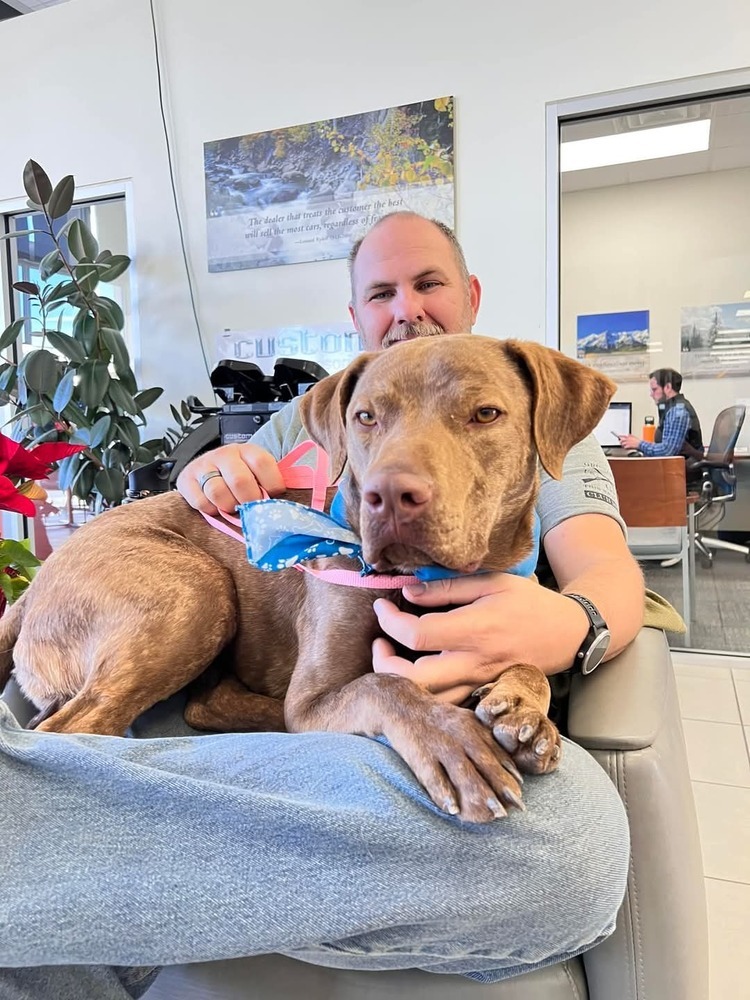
[3,196,133,361]
[557,89,750,655]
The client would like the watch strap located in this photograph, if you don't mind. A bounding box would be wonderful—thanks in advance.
[565,593,607,630]
[565,593,610,674]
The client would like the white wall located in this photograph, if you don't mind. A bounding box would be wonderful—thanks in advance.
[561,167,750,448]
[0,0,193,428]
[1,0,749,434]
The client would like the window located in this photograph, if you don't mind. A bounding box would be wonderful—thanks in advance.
[3,196,133,362]
[552,81,750,655]
[0,193,135,542]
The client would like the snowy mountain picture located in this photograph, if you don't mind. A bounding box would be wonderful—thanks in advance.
[576,311,650,355]
[575,309,651,382]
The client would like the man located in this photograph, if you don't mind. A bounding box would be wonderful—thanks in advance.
[618,367,704,568]
[0,213,638,998]
[181,212,645,686]
[618,367,704,462]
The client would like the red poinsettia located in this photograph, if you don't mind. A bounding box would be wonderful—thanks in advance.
[0,434,86,516]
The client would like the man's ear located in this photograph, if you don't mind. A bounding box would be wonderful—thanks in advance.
[501,340,616,479]
[297,353,376,480]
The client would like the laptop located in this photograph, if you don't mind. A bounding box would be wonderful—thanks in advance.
[595,402,633,453]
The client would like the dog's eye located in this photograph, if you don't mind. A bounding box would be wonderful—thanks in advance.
[473,407,501,424]
[355,410,377,426]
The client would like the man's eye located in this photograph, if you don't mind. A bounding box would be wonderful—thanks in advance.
[369,290,393,301]
[473,407,501,424]
[356,410,377,426]
[417,280,441,291]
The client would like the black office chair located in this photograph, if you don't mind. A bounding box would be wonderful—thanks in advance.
[689,404,748,568]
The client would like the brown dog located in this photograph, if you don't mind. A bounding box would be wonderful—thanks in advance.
[0,335,614,823]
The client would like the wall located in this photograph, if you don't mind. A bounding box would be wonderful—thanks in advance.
[561,167,750,448]
[1,0,749,434]
[0,0,191,427]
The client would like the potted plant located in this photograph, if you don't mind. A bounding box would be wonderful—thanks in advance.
[0,160,168,510]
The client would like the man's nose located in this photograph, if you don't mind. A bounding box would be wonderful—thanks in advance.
[394,289,425,325]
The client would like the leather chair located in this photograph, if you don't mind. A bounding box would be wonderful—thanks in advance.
[7,627,702,999]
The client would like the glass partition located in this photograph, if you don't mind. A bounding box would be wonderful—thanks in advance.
[558,91,750,653]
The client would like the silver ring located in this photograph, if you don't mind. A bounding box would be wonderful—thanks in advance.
[198,470,223,491]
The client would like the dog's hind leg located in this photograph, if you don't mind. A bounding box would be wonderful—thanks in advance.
[33,579,238,737]
[35,642,231,736]
[28,698,64,728]
[184,676,286,732]
[33,661,194,735]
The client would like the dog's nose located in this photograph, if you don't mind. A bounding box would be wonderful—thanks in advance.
[363,472,433,523]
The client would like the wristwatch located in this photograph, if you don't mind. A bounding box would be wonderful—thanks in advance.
[565,594,611,675]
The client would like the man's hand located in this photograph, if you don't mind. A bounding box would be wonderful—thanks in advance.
[371,574,591,705]
[617,434,642,450]
[175,443,285,514]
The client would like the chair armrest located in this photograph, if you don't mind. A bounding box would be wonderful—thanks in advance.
[566,627,670,751]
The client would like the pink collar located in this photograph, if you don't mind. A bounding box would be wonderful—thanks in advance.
[201,442,419,589]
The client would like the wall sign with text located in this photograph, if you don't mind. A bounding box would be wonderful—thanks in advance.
[216,324,362,376]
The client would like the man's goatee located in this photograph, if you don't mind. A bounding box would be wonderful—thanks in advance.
[382,322,445,348]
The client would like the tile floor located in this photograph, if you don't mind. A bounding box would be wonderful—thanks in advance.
[672,649,750,999]
[643,547,750,655]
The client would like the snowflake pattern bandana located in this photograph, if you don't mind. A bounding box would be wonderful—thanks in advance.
[239,489,540,582]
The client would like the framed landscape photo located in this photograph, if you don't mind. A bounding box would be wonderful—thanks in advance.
[576,309,650,381]
[204,97,455,272]
[680,302,750,378]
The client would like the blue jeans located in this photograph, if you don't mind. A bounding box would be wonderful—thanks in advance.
[0,697,629,999]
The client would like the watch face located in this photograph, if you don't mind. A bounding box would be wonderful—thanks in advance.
[581,631,611,674]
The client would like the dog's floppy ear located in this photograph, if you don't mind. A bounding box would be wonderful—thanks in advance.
[298,352,377,481]
[501,339,616,480]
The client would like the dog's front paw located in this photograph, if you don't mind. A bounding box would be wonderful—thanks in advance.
[387,702,526,824]
[474,681,561,775]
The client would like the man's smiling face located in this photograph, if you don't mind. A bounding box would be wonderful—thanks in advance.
[348,214,481,352]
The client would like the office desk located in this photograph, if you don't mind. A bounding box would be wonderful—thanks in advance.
[604,450,750,533]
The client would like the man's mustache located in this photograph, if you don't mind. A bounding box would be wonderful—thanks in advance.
[382,322,445,348]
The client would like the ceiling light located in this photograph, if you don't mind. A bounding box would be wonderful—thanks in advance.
[560,120,711,172]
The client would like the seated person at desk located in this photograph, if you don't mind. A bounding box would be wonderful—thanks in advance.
[617,367,704,470]
[618,368,704,569]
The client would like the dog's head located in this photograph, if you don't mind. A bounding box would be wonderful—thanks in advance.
[299,334,615,575]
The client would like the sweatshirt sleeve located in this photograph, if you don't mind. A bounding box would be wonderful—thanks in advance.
[249,397,311,461]
[537,433,626,539]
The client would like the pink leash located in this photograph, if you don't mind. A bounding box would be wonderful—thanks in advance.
[201,442,419,590]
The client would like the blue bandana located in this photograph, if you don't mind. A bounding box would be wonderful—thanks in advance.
[238,489,540,581]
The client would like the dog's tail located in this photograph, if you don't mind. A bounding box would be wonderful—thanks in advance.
[0,595,25,689]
